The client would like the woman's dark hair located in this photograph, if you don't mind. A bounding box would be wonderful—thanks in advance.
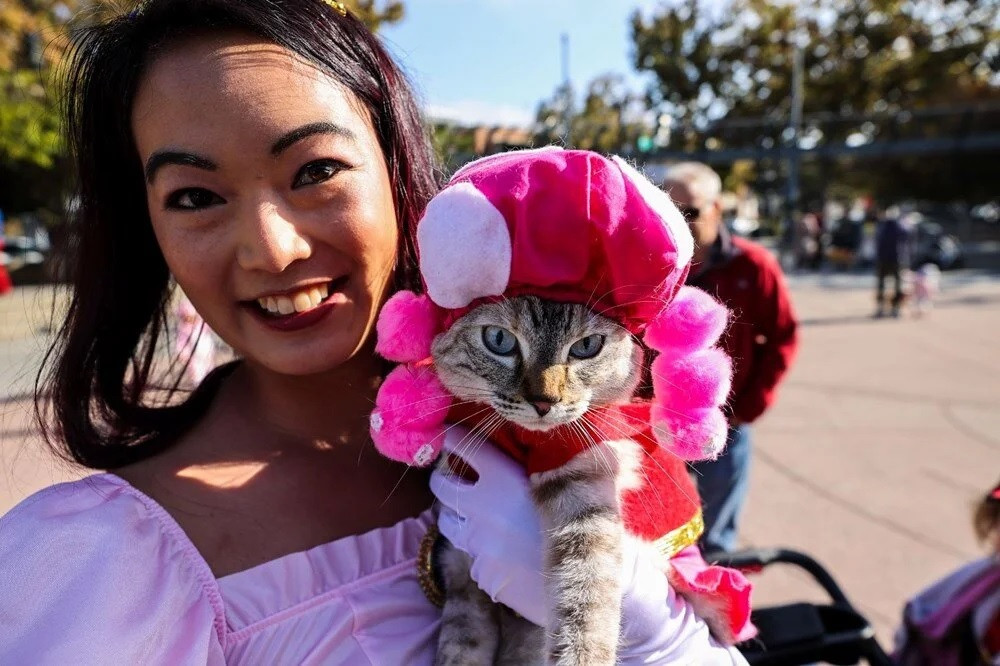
[36,0,440,469]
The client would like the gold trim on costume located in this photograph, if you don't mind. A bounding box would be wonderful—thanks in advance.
[653,510,704,559]
[418,510,703,607]
[417,524,445,607]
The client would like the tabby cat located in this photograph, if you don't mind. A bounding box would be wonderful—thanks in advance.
[431,294,649,666]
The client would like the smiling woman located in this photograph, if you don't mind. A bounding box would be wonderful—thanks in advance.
[0,1,746,664]
[0,1,447,663]
[133,33,400,376]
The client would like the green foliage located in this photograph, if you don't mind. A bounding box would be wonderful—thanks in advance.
[628,0,1000,202]
[0,70,61,169]
[632,0,999,130]
[344,0,405,31]
[431,122,477,172]
[535,74,651,154]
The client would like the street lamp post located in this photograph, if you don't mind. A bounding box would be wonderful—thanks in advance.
[782,25,806,269]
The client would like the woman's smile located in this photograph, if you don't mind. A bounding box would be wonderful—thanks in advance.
[244,275,352,332]
[133,34,399,375]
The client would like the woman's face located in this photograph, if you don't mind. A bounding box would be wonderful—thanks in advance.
[132,33,397,376]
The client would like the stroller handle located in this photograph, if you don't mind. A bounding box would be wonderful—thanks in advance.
[704,547,853,607]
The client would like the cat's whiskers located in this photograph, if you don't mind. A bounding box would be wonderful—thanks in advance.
[585,278,673,316]
[582,409,702,509]
[583,409,676,517]
[449,411,504,464]
[580,410,677,529]
[380,404,500,507]
[384,397,485,433]
[576,413,626,479]
[431,404,498,444]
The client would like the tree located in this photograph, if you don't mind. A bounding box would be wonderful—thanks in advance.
[534,74,652,154]
[630,0,1000,202]
[431,122,477,172]
[343,0,404,32]
[632,0,998,132]
[0,0,406,218]
[0,1,85,216]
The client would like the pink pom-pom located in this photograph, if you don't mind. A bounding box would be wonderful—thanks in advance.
[651,348,732,410]
[645,286,728,353]
[651,405,728,461]
[375,291,441,363]
[370,364,453,466]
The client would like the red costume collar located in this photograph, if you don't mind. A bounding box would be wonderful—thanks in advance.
[446,401,657,475]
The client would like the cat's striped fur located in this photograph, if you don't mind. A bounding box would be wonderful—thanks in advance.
[431,296,646,666]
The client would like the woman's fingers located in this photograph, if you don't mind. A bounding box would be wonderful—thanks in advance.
[439,426,529,494]
[436,505,468,550]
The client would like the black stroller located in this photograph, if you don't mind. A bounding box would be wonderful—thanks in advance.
[707,548,895,666]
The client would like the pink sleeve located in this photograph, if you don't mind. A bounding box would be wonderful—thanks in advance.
[0,477,226,665]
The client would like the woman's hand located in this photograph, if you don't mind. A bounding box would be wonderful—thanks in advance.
[429,426,548,625]
[429,426,747,665]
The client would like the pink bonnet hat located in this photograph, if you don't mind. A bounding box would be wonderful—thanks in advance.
[371,147,732,467]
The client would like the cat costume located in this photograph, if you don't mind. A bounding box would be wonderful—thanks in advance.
[370,147,754,646]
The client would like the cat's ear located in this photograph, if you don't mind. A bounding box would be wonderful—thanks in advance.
[370,364,451,467]
[376,290,441,362]
[416,182,512,308]
[611,156,694,269]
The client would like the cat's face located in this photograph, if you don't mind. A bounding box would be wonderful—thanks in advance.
[431,296,643,431]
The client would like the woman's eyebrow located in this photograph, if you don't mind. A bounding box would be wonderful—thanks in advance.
[145,151,217,184]
[271,121,356,157]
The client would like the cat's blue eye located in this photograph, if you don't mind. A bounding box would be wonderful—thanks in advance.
[569,334,605,360]
[481,326,518,356]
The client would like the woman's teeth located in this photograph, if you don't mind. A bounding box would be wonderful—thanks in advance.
[257,284,330,316]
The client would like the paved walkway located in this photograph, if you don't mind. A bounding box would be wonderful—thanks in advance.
[740,270,1000,644]
[2,274,999,647]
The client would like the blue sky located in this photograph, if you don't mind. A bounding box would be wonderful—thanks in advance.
[381,0,668,126]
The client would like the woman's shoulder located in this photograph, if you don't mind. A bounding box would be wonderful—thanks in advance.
[1,473,219,590]
[0,474,226,663]
[4,473,179,549]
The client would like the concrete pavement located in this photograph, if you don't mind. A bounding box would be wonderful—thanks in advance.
[2,274,999,646]
[739,270,1000,644]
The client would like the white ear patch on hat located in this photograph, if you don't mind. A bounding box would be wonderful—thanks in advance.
[417,182,512,309]
[613,156,694,268]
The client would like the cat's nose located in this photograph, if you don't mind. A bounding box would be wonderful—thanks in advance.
[530,400,554,417]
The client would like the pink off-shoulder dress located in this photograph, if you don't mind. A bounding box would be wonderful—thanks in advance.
[0,474,440,664]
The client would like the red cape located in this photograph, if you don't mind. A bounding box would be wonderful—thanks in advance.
[446,401,700,544]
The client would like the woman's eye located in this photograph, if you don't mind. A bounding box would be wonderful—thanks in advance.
[569,334,605,360]
[293,159,347,189]
[481,326,518,356]
[165,188,225,211]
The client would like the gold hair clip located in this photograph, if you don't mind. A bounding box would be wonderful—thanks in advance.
[323,0,348,16]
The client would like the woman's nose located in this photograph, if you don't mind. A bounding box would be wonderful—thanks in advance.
[236,201,312,273]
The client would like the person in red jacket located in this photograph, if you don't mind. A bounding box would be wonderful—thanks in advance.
[663,162,799,553]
